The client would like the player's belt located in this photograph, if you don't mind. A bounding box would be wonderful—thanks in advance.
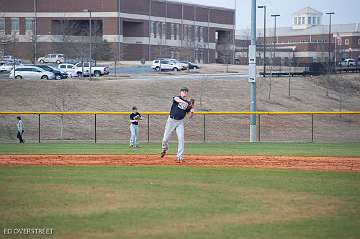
[169,115,183,120]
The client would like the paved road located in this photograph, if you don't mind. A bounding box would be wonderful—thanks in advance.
[130,73,249,81]
[0,71,249,81]
[110,66,151,75]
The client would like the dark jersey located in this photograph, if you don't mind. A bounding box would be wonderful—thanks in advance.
[169,96,191,120]
[130,112,141,125]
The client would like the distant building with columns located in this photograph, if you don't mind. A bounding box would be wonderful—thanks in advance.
[235,7,360,66]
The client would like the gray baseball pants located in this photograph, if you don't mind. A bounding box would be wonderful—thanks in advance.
[162,117,185,160]
[130,124,139,147]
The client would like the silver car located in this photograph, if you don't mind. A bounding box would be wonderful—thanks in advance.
[37,54,64,64]
[9,66,55,80]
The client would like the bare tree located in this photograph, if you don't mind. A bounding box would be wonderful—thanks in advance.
[52,81,79,139]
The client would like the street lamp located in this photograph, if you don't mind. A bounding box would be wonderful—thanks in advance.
[83,9,92,80]
[258,5,266,76]
[326,12,335,72]
[271,14,280,68]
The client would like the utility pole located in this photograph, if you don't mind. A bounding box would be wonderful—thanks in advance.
[326,12,335,73]
[258,5,266,76]
[83,9,92,80]
[248,0,257,142]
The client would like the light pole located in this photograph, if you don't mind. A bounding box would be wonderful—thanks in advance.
[248,0,257,142]
[258,5,266,76]
[232,0,236,65]
[33,0,37,64]
[83,9,92,80]
[326,12,335,72]
[271,14,280,68]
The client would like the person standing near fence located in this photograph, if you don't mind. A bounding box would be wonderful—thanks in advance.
[16,116,24,143]
[129,106,142,148]
[161,87,194,163]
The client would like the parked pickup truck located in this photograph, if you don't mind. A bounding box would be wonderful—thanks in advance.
[74,62,110,77]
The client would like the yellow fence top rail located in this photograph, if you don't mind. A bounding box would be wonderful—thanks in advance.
[0,111,360,115]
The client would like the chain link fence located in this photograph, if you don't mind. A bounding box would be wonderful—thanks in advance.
[1,112,360,143]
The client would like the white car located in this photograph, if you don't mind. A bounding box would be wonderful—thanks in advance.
[74,62,110,77]
[58,63,80,78]
[37,54,65,64]
[339,59,357,66]
[9,66,55,80]
[1,55,15,62]
[168,59,188,70]
[0,62,23,72]
[151,59,181,72]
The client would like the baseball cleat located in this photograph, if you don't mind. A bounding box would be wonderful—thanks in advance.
[160,150,167,158]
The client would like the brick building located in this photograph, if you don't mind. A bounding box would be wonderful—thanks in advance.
[0,0,235,63]
[235,7,360,66]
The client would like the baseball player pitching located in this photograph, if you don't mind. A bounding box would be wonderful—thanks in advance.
[161,86,195,163]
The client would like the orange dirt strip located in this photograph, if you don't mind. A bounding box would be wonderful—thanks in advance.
[0,155,360,172]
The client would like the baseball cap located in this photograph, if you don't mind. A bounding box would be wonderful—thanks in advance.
[180,86,189,92]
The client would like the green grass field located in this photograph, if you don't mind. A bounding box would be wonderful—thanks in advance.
[1,142,360,157]
[0,166,359,239]
[1,143,359,238]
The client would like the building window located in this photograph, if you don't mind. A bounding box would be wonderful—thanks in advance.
[0,18,4,32]
[175,24,179,40]
[162,22,166,39]
[188,25,192,41]
[194,25,197,42]
[199,26,203,42]
[11,17,19,32]
[25,18,33,32]
[345,39,350,45]
[301,17,305,24]
[183,25,187,41]
[313,16,317,25]
[308,17,311,24]
[337,38,342,45]
[358,39,360,46]
[152,21,157,38]
[158,22,162,39]
[317,17,320,25]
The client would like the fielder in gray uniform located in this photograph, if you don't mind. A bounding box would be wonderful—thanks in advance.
[161,87,194,162]
[16,116,24,143]
[129,106,142,148]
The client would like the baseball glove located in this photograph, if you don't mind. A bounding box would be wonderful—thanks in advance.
[134,115,141,120]
[187,99,195,110]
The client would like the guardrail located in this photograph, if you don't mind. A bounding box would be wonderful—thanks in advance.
[1,111,360,143]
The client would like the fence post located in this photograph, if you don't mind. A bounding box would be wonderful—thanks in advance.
[38,114,41,143]
[258,114,261,142]
[288,77,291,96]
[311,114,314,143]
[94,114,97,143]
[147,114,150,143]
[203,114,206,142]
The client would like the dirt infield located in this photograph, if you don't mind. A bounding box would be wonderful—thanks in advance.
[0,155,360,172]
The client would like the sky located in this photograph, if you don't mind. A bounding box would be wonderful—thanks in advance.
[181,0,360,29]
